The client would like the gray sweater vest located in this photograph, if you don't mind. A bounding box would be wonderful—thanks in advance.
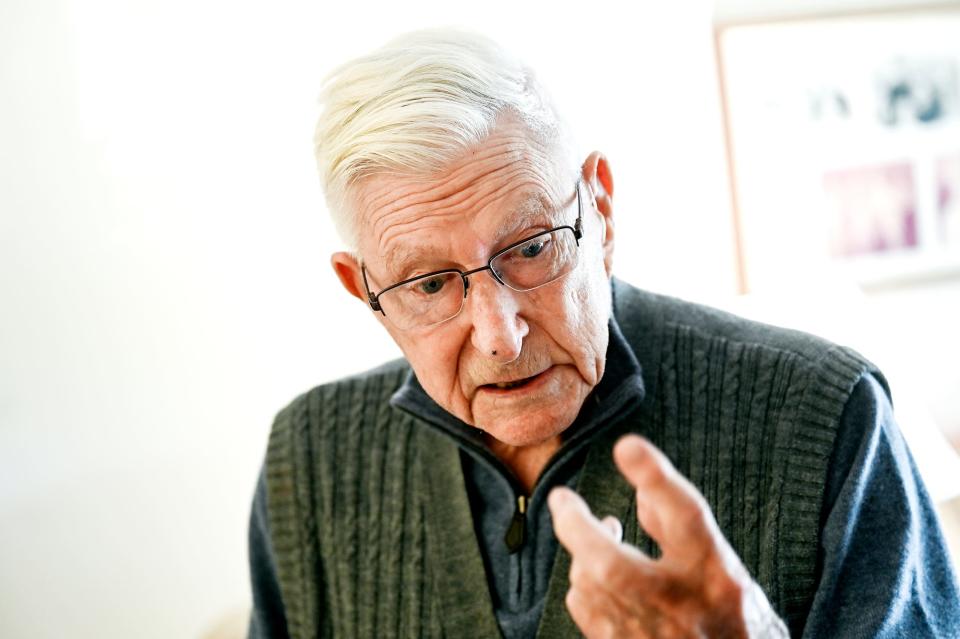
[265,280,880,638]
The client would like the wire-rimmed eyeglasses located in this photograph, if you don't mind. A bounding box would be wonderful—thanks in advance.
[360,180,585,331]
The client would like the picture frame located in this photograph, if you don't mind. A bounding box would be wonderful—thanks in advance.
[716,6,960,293]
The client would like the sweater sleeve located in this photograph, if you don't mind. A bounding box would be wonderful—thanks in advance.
[801,373,960,637]
[247,466,291,639]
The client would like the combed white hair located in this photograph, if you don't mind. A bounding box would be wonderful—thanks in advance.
[314,28,573,250]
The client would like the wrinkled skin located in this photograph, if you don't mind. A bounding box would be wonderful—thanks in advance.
[332,113,616,486]
[331,114,784,637]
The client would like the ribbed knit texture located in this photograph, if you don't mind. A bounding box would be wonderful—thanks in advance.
[265,280,876,638]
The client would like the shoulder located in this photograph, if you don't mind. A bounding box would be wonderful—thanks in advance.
[265,359,415,477]
[612,277,881,374]
[262,357,418,526]
[271,357,411,429]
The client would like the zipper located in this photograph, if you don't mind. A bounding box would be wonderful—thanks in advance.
[504,494,527,553]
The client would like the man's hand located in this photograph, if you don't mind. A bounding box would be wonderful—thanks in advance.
[548,435,788,638]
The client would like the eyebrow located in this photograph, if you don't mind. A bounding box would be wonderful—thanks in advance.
[495,193,554,243]
[382,192,559,280]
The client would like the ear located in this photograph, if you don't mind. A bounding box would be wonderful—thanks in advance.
[581,151,615,276]
[331,251,368,302]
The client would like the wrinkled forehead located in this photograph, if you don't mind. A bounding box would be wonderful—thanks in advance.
[351,130,576,274]
[384,187,565,270]
[367,180,574,280]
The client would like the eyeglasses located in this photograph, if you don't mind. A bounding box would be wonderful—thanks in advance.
[361,179,585,331]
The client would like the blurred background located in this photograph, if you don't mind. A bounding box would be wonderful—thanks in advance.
[2,0,958,636]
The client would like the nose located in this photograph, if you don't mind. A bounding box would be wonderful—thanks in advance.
[466,272,528,363]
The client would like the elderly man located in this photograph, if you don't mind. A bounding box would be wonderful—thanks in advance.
[247,30,960,638]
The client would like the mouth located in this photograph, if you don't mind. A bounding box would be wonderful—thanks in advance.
[478,367,552,394]
[488,375,539,390]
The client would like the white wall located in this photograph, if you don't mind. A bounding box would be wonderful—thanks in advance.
[714,0,956,23]
[0,1,733,637]
[4,0,957,635]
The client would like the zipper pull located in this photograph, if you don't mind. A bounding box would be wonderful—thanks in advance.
[504,494,527,554]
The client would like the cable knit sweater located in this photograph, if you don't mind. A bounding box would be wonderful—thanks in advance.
[257,279,891,637]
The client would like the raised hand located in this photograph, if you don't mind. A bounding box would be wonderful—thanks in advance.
[548,435,788,638]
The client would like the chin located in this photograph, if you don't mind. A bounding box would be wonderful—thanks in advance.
[469,368,591,447]
[478,408,578,448]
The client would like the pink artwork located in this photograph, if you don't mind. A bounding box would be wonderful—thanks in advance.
[937,153,960,247]
[823,163,918,258]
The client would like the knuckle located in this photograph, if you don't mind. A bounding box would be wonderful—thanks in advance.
[654,616,687,639]
[595,555,615,585]
[705,560,747,603]
[677,498,713,537]
[598,620,620,639]
[569,561,585,588]
[679,500,706,527]
[595,553,624,588]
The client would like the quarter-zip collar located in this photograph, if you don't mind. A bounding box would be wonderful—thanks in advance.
[388,283,654,639]
[390,310,646,639]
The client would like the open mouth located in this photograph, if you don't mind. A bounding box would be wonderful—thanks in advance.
[484,371,543,391]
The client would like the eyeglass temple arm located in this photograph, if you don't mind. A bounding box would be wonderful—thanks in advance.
[361,265,384,313]
[573,179,584,243]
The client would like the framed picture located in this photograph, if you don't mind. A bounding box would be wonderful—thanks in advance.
[716,6,960,292]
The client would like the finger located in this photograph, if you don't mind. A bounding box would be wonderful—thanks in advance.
[599,515,623,543]
[548,487,616,559]
[550,487,655,592]
[613,435,717,556]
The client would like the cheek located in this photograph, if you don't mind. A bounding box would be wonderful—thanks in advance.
[394,327,468,400]
[561,254,612,358]
[563,256,611,331]
[407,342,456,379]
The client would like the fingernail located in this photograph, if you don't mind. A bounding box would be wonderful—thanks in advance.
[616,434,648,459]
[622,434,646,450]
[602,516,623,542]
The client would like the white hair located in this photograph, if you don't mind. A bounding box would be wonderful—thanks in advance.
[313,28,575,251]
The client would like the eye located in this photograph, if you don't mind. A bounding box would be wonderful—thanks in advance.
[519,237,549,258]
[418,276,447,295]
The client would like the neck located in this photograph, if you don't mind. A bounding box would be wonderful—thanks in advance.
[484,434,563,494]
